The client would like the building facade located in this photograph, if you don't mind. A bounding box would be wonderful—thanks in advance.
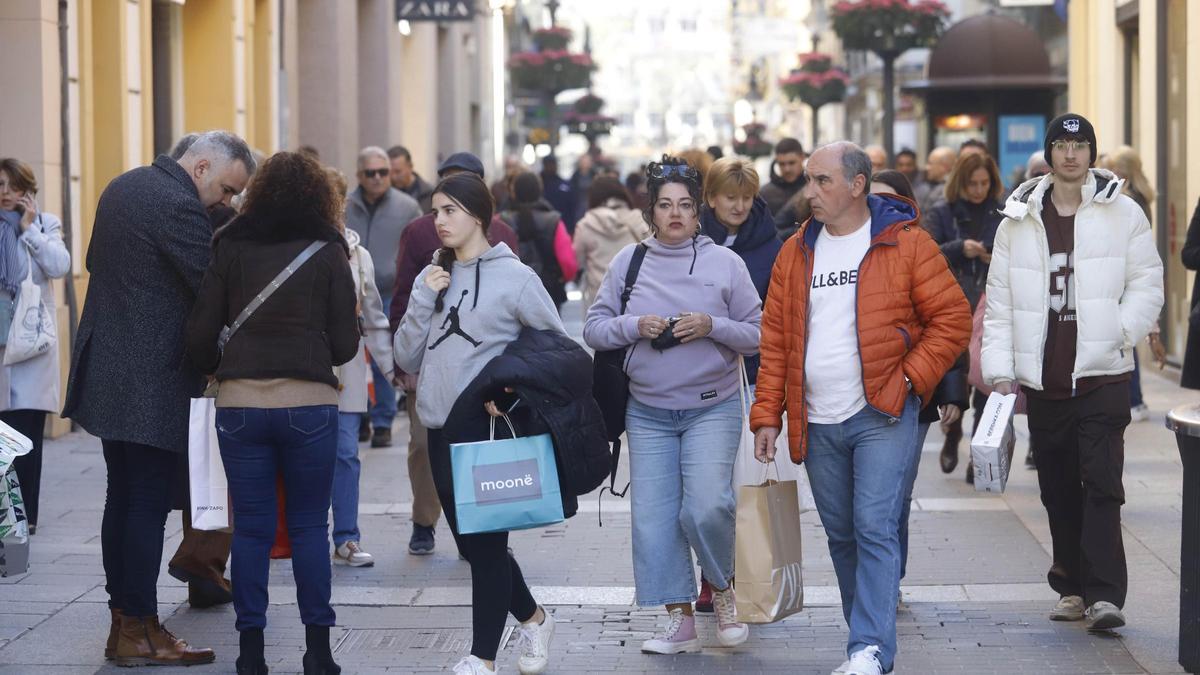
[1068,0,1199,363]
[0,0,505,434]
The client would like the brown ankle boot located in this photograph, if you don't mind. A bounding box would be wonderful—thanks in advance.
[105,608,121,660]
[114,614,216,667]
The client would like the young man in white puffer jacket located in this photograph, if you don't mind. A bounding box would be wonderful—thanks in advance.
[982,113,1163,632]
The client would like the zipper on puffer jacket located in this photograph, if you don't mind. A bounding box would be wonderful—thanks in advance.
[854,237,901,422]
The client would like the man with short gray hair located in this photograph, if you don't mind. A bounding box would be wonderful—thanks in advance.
[63,129,254,666]
[751,142,971,675]
[344,147,421,501]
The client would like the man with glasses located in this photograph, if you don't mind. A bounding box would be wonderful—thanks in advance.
[982,113,1163,631]
[344,149,422,480]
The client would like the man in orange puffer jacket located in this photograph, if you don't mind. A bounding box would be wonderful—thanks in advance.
[751,142,970,675]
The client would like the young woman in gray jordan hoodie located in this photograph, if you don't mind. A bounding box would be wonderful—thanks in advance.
[393,173,562,675]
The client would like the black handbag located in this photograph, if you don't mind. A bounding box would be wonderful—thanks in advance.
[591,243,648,497]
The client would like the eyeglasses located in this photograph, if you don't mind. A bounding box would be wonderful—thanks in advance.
[362,168,389,179]
[1051,140,1090,153]
[647,162,698,181]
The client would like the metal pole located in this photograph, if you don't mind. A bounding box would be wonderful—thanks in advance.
[881,52,896,166]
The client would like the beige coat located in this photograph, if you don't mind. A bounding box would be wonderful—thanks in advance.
[572,200,650,316]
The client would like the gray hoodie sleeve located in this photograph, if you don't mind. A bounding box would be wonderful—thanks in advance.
[393,265,438,373]
[707,252,762,355]
[516,274,567,333]
[583,248,642,350]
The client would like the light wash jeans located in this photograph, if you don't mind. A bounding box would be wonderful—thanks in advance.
[804,396,919,672]
[332,412,363,546]
[626,395,742,606]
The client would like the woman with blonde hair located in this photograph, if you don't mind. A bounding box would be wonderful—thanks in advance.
[1100,146,1164,420]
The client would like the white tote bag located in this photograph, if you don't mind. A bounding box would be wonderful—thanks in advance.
[733,358,763,487]
[188,398,231,531]
[3,267,56,366]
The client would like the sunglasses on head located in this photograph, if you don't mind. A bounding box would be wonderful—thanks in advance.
[647,162,698,181]
[362,168,389,179]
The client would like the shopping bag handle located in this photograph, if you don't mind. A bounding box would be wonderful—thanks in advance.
[489,413,519,440]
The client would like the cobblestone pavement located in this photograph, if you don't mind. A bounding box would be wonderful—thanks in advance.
[0,304,1193,673]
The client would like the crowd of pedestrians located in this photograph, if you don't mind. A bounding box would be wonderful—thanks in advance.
[0,109,1179,674]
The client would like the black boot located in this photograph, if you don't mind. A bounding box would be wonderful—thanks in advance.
[303,625,341,675]
[939,417,962,474]
[236,628,268,675]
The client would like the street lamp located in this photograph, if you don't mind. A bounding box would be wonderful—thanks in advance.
[806,0,828,51]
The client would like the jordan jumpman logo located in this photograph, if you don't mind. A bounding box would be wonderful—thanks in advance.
[428,289,482,350]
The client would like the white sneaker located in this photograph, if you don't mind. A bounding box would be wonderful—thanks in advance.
[1131,404,1150,422]
[515,607,554,674]
[1085,601,1126,630]
[832,658,852,675]
[712,585,749,647]
[1049,595,1085,621]
[842,645,884,675]
[453,655,497,674]
[333,541,375,567]
[640,608,701,654]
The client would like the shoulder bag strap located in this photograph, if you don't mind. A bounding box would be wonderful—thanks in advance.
[218,240,329,352]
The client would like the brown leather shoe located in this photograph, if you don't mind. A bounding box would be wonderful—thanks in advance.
[105,608,121,660]
[114,615,216,667]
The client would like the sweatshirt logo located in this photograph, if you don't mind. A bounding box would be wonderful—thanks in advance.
[428,289,481,350]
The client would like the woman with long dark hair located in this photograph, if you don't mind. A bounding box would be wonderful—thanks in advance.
[186,151,360,675]
[499,171,577,311]
[394,173,565,675]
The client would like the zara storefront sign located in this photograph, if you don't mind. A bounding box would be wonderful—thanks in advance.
[396,0,475,21]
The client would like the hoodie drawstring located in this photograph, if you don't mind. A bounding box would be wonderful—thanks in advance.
[688,235,698,275]
[472,261,481,309]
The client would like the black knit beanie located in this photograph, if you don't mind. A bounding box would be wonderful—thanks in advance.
[1044,113,1098,168]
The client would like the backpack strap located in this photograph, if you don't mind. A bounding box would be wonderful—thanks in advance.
[618,243,648,315]
[218,240,329,353]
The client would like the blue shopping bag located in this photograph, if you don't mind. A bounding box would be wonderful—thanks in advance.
[451,414,565,535]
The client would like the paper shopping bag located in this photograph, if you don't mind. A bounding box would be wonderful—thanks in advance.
[971,392,1017,493]
[451,415,564,535]
[188,399,231,531]
[735,478,804,623]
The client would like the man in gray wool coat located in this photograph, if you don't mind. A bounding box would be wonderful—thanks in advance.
[62,130,254,666]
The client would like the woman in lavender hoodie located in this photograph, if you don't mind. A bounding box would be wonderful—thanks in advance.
[583,156,762,655]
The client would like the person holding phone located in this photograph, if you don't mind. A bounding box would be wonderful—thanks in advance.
[0,158,71,536]
[583,156,762,655]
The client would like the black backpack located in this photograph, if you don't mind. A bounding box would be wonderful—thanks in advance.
[591,243,648,497]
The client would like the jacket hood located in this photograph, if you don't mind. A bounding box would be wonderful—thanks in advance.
[580,200,640,237]
[700,196,778,252]
[802,192,918,250]
[1000,168,1126,222]
[444,242,521,311]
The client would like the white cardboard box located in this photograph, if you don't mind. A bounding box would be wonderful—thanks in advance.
[970,392,1017,493]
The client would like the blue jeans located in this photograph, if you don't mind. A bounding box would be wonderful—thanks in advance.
[369,296,397,429]
[899,422,930,580]
[626,395,742,606]
[804,397,919,671]
[216,405,338,631]
[332,412,363,546]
